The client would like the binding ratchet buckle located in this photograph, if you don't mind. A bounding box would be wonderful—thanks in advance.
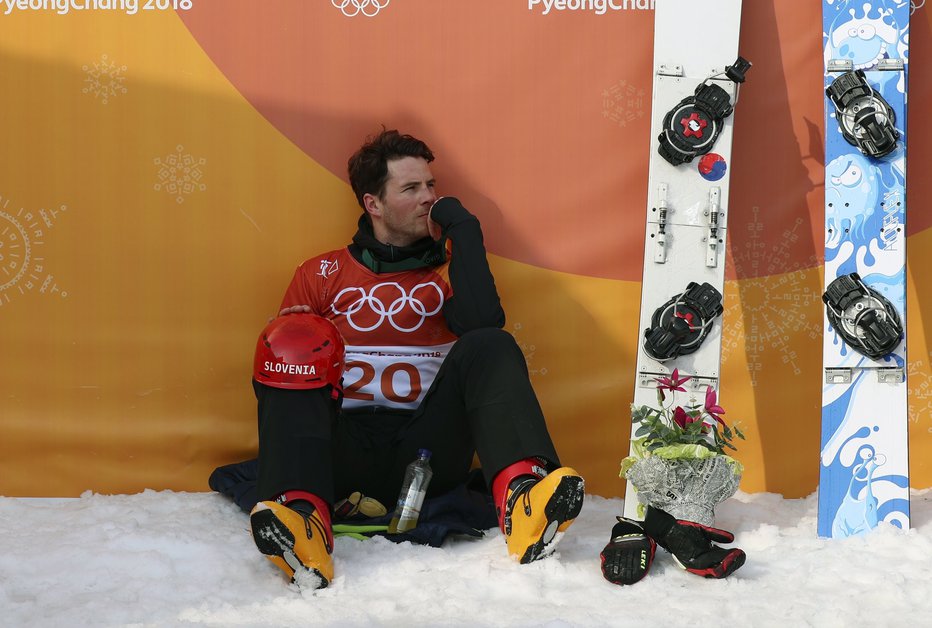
[643,282,724,361]
[657,56,751,166]
[826,70,899,159]
[822,273,903,360]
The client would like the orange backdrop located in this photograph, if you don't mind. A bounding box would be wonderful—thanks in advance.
[1,1,930,498]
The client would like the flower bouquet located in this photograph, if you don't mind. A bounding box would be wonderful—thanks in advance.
[621,369,746,525]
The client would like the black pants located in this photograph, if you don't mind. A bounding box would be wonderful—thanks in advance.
[255,328,561,508]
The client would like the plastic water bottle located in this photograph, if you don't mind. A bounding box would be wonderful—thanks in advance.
[388,449,433,534]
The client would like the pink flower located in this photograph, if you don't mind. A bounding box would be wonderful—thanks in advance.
[704,387,726,427]
[673,406,699,428]
[655,368,692,393]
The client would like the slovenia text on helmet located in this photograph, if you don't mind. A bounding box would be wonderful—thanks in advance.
[253,313,345,392]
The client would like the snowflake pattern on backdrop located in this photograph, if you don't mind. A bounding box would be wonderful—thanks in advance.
[602,80,647,128]
[722,206,822,387]
[907,359,932,431]
[512,322,548,378]
[154,145,207,204]
[82,54,127,105]
[0,195,69,307]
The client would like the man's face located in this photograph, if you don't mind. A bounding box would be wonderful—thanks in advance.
[366,156,437,247]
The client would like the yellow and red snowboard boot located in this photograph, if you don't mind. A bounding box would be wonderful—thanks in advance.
[250,492,334,589]
[493,459,585,564]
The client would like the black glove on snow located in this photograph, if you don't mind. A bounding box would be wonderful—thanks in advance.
[600,517,656,585]
[643,506,746,578]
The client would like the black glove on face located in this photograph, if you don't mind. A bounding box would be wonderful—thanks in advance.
[429,197,478,231]
[643,506,746,578]
[600,518,657,585]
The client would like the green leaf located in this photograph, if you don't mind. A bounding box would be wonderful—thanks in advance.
[651,444,718,460]
[632,405,651,420]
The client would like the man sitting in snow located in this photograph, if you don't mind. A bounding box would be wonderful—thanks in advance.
[245,129,584,588]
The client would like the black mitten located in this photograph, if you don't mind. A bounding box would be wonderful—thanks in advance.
[643,506,746,578]
[600,517,657,585]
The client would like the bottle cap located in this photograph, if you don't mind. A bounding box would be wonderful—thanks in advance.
[417,448,432,459]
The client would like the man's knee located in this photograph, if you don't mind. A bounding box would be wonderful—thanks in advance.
[454,327,520,358]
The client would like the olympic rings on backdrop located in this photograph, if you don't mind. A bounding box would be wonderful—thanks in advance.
[331,282,444,332]
[331,0,390,18]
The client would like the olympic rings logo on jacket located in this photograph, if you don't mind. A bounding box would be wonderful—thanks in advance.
[330,282,445,333]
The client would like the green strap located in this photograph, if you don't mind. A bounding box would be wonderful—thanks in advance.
[332,523,390,541]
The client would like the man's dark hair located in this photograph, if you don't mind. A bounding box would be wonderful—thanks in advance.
[348,129,435,209]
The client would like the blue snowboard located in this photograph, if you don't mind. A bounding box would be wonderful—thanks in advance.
[819,0,910,538]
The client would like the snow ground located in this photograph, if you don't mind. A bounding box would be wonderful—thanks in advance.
[1,489,930,627]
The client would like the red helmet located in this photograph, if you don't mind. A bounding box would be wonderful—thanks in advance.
[253,314,345,391]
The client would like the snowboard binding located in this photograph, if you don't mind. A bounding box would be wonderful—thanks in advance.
[822,273,903,360]
[643,282,724,361]
[657,56,751,166]
[826,70,899,159]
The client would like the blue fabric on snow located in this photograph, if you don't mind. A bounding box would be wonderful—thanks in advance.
[208,459,498,548]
